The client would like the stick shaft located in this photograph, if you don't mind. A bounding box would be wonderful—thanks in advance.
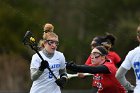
[67,73,92,79]
[31,45,57,80]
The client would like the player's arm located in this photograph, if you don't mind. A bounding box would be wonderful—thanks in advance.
[30,60,49,81]
[66,63,110,74]
[30,68,43,81]
[115,66,135,91]
[55,68,68,88]
[78,55,92,78]
[59,68,68,78]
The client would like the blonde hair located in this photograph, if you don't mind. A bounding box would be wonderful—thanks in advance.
[38,23,58,49]
[43,23,58,40]
[43,23,54,32]
[43,32,58,40]
[38,39,44,49]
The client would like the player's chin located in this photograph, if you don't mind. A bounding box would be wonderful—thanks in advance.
[92,62,98,66]
[50,48,55,53]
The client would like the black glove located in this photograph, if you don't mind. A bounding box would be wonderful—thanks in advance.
[66,62,76,69]
[127,90,134,93]
[55,77,67,89]
[39,60,49,71]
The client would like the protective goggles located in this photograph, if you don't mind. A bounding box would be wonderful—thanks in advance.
[91,52,102,58]
[45,40,59,46]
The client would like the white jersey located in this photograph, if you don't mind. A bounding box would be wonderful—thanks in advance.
[29,50,66,93]
[121,46,140,93]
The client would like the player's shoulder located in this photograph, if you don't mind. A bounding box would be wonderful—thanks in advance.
[104,61,114,66]
[128,46,140,55]
[32,51,39,57]
[109,51,118,54]
[31,51,43,62]
[54,50,64,57]
[133,46,140,51]
[33,51,43,56]
[55,50,63,54]
[104,62,117,72]
[108,51,119,57]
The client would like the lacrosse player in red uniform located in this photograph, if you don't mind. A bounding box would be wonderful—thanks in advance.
[67,46,126,93]
[85,33,121,67]
[78,33,121,92]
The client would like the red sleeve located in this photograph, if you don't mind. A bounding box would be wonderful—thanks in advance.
[107,51,121,65]
[85,55,92,65]
[113,52,121,64]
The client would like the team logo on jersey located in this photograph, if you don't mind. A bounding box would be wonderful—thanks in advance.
[134,61,140,79]
[50,64,60,69]
[93,74,103,90]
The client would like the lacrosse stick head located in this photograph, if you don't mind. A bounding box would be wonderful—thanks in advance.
[22,31,38,50]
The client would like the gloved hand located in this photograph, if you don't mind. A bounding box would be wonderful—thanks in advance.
[55,77,67,89]
[39,60,49,71]
[124,82,135,93]
[66,62,76,69]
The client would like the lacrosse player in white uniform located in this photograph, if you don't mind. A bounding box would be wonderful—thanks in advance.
[116,25,140,93]
[29,23,68,93]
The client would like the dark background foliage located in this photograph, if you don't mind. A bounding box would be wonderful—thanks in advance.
[0,0,139,92]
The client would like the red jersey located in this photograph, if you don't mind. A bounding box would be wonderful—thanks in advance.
[92,62,126,93]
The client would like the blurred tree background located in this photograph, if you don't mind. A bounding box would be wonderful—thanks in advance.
[0,0,140,92]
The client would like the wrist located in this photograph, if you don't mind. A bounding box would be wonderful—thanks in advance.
[39,67,44,71]
[60,73,68,79]
[61,76,68,81]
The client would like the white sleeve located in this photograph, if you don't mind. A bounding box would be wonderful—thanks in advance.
[59,53,66,69]
[121,52,132,70]
[30,54,41,69]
